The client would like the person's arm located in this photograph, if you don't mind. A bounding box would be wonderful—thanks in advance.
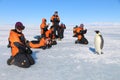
[80,29,87,34]
[50,16,54,22]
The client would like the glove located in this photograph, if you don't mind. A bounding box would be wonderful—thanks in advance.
[7,41,11,48]
[26,47,32,54]
[84,29,87,33]
[7,44,11,48]
[26,40,30,48]
[53,18,59,23]
[80,29,87,34]
[43,27,48,31]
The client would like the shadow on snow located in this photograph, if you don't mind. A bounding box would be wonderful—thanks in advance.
[89,47,96,54]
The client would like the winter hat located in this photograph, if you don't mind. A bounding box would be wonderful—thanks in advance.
[54,11,58,15]
[42,18,46,22]
[80,24,84,27]
[15,22,25,30]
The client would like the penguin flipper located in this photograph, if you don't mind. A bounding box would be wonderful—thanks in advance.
[100,35,104,49]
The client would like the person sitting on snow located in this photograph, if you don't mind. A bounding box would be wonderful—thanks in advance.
[7,22,35,68]
[40,18,50,37]
[74,24,88,44]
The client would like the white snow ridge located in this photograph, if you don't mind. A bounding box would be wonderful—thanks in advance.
[0,24,120,80]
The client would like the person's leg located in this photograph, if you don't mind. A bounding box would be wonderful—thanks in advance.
[82,37,88,44]
[7,56,14,65]
[13,53,31,68]
[79,37,88,44]
[25,54,35,65]
[61,29,64,39]
[53,25,57,37]
[57,28,61,39]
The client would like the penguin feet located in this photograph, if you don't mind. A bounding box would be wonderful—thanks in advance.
[96,52,104,55]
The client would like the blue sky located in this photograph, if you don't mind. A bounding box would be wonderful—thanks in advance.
[0,0,120,26]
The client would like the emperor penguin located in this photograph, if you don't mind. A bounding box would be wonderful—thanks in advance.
[94,30,104,54]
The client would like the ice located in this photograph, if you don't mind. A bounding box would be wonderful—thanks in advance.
[0,24,120,80]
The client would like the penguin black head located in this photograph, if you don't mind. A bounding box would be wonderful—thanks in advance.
[95,30,100,34]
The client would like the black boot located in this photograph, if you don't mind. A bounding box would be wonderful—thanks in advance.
[41,46,47,50]
[7,56,14,65]
[26,47,32,54]
[47,44,52,48]
[75,40,79,44]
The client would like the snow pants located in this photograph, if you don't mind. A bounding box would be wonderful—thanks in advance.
[7,53,35,68]
[75,37,88,44]
[52,24,59,38]
[58,29,65,39]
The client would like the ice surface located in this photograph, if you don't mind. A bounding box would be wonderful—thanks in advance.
[0,25,120,80]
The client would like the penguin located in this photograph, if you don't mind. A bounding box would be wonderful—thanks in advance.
[94,30,104,54]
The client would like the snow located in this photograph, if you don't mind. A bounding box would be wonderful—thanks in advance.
[0,25,120,80]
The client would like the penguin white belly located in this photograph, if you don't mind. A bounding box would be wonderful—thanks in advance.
[94,35,102,54]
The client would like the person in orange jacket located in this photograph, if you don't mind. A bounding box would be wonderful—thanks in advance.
[7,22,35,68]
[29,26,56,48]
[50,11,60,38]
[74,24,88,44]
[40,18,50,37]
[28,36,52,49]
[73,25,78,37]
[45,26,57,45]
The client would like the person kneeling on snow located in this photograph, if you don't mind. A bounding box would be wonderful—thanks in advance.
[75,24,88,44]
[7,22,35,68]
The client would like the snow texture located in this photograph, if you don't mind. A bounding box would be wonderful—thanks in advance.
[0,25,120,80]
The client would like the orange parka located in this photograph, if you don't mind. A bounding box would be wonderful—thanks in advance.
[50,15,60,25]
[29,37,47,48]
[45,28,55,39]
[74,27,84,40]
[8,29,26,57]
[40,18,48,35]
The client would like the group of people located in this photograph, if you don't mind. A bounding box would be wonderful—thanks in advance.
[7,11,89,68]
[40,11,66,40]
[7,11,66,68]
